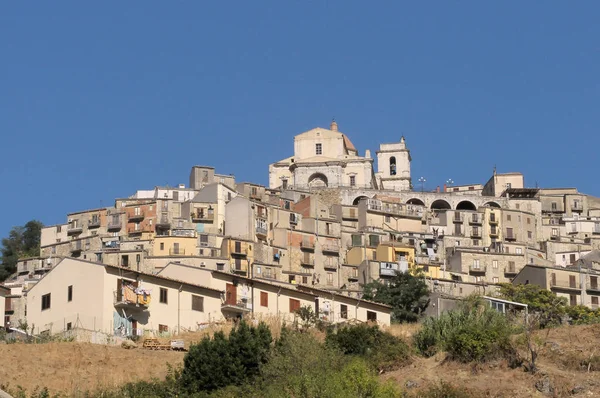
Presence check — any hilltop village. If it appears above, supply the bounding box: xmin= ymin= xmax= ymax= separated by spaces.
xmin=2 ymin=120 xmax=600 ymax=336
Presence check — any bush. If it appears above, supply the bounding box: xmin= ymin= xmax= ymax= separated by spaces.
xmin=565 ymin=305 xmax=600 ymax=325
xmin=407 ymin=382 xmax=474 ymax=398
xmin=259 ymin=329 xmax=400 ymax=397
xmin=325 ymin=323 xmax=410 ymax=371
xmin=413 ymin=297 xmax=516 ymax=363
xmin=179 ymin=321 xmax=272 ymax=393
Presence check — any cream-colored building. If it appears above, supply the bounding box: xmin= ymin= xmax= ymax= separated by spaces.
xmin=375 ymin=137 xmax=411 ymax=191
xmin=269 ymin=121 xmax=377 ymax=190
xmin=23 ymin=258 xmax=225 ymax=336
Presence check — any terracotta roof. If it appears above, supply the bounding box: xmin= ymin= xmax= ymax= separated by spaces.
xmin=342 ymin=134 xmax=357 ymax=152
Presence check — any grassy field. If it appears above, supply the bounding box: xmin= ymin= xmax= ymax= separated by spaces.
xmin=1 ymin=322 xmax=599 ymax=397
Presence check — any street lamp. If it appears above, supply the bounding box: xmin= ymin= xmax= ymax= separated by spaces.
xmin=446 ymin=179 xmax=454 ymax=186
xmin=418 ymin=177 xmax=426 ymax=192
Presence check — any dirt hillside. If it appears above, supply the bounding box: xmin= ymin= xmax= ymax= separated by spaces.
xmin=0 ymin=324 xmax=598 ymax=397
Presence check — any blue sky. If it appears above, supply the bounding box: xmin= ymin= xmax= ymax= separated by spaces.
xmin=1 ymin=2 xmax=599 ymax=237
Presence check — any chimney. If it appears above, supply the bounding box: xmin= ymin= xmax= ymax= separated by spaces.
xmin=365 ymin=149 xmax=371 ymax=158
xmin=443 ymin=184 xmax=447 ymax=192
xmin=436 ymin=186 xmax=440 ymax=193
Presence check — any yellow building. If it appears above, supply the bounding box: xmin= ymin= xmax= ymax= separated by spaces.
xmin=153 ymin=235 xmax=198 ymax=257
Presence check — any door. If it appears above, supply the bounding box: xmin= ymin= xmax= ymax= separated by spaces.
xmin=569 ymin=275 xmax=576 ymax=288
xmin=226 ymin=283 xmax=237 ymax=305
xmin=591 ymin=276 xmax=598 ymax=290
xmin=235 ymin=241 xmax=242 ymax=253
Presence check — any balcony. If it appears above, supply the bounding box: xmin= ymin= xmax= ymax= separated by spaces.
xmin=469 ymin=215 xmax=483 ymax=225
xmin=366 ymin=200 xmax=424 ymax=219
xmin=169 ymin=248 xmax=186 ymax=256
xmin=70 ymin=242 xmax=83 ymax=253
xmin=301 ymin=258 xmax=315 ymax=267
xmin=342 ymin=208 xmax=359 ymax=220
xmin=550 ymin=280 xmax=580 ymax=291
xmin=128 ymin=226 xmax=151 ymax=235
xmin=593 ymin=228 xmax=600 ymax=235
xmin=489 ymin=217 xmax=499 ymax=225
xmin=489 ymin=229 xmax=499 ymax=237
xmin=470 ymin=230 xmax=482 ymax=238
xmin=504 ymin=267 xmax=518 ymax=276
xmin=469 ymin=265 xmax=487 ymax=274
xmin=107 ymin=219 xmax=122 ymax=231
xmin=571 ymin=203 xmax=583 ymax=212
xmin=114 ymin=289 xmax=150 ymax=310
xmin=300 ymin=241 xmax=315 ymax=251
xmin=586 ymin=278 xmax=600 ymax=292
xmin=192 ymin=212 xmax=214 ymax=222
xmin=128 ymin=211 xmax=145 ymax=222
xmin=256 ymin=226 xmax=268 ymax=237
xmin=67 ymin=225 xmax=83 ymax=235
xmin=221 ymin=299 xmax=252 ymax=313
xmin=321 ymin=243 xmax=340 ymax=255
xmin=324 ymin=263 xmax=338 ymax=271
xmin=156 ymin=218 xmax=171 ymax=229
xmin=88 ymin=218 xmax=101 ymax=229
xmin=453 ymin=214 xmax=463 ymax=223
xmin=231 ymin=245 xmax=248 ymax=256
xmin=504 ymin=234 xmax=517 ymax=241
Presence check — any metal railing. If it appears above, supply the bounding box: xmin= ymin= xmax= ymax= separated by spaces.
xmin=550 ymin=280 xmax=580 ymax=290
xmin=300 ymin=241 xmax=315 ymax=250
xmin=256 ymin=226 xmax=268 ymax=235
xmin=169 ymin=248 xmax=186 ymax=255
xmin=468 ymin=265 xmax=487 ymax=273
xmin=128 ymin=211 xmax=145 ymax=221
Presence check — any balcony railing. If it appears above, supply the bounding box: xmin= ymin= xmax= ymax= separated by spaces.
xmin=128 ymin=211 xmax=145 ymax=221
xmin=471 ymin=230 xmax=482 ymax=238
xmin=489 ymin=217 xmax=498 ymax=225
xmin=489 ymin=229 xmax=499 ymax=237
xmin=504 ymin=266 xmax=518 ymax=276
xmin=550 ymin=280 xmax=580 ymax=290
xmin=469 ymin=265 xmax=487 ymax=274
xmin=192 ymin=212 xmax=214 ymax=222
xmin=504 ymin=234 xmax=516 ymax=241
xmin=127 ymin=226 xmax=151 ymax=234
xmin=67 ymin=226 xmax=83 ymax=235
xmin=572 ymin=203 xmax=583 ymax=211
xmin=300 ymin=241 xmax=315 ymax=251
xmin=366 ymin=200 xmax=424 ymax=218
xmin=256 ymin=226 xmax=268 ymax=236
xmin=156 ymin=218 xmax=171 ymax=229
xmin=70 ymin=242 xmax=83 ymax=253
xmin=453 ymin=214 xmax=463 ymax=223
xmin=107 ymin=219 xmax=122 ymax=231
xmin=301 ymin=258 xmax=315 ymax=267
xmin=169 ymin=248 xmax=186 ymax=256
xmin=324 ymin=263 xmax=338 ymax=270
xmin=342 ymin=208 xmax=359 ymax=220
xmin=222 ymin=300 xmax=252 ymax=312
xmin=469 ymin=215 xmax=483 ymax=225
xmin=321 ymin=243 xmax=340 ymax=255
xmin=88 ymin=218 xmax=101 ymax=229
xmin=114 ymin=289 xmax=150 ymax=310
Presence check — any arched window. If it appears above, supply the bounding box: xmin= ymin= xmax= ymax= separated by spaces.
xmin=389 ymin=156 xmax=397 ymax=175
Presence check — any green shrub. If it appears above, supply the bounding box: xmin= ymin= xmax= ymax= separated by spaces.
xmin=259 ymin=329 xmax=400 ymax=397
xmin=565 ymin=305 xmax=600 ymax=325
xmin=179 ymin=321 xmax=272 ymax=393
xmin=413 ymin=297 xmax=516 ymax=363
xmin=408 ymin=382 xmax=474 ymax=398
xmin=325 ymin=323 xmax=410 ymax=371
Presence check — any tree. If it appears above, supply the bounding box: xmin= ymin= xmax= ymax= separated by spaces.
xmin=362 ymin=270 xmax=429 ymax=323
xmin=497 ymin=283 xmax=567 ymax=327
xmin=0 ymin=220 xmax=43 ymax=281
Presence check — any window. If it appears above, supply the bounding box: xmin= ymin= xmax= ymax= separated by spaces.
xmin=569 ymin=254 xmax=576 ymax=265
xmin=192 ymin=295 xmax=204 ymax=312
xmin=528 ymin=231 xmax=533 ymax=239
xmin=96 ymin=253 xmax=102 ymax=262
xmin=340 ymin=304 xmax=348 ymax=319
xmin=67 ymin=285 xmax=73 ymax=302
xmin=570 ymin=294 xmax=577 ymax=307
xmin=349 ymin=176 xmax=356 ymax=187
xmin=473 ymin=239 xmax=479 ymax=246
xmin=289 ymin=298 xmax=301 ymax=313
xmin=527 ymin=218 xmax=531 ymax=225
xmin=492 ymin=277 xmax=499 ymax=283
xmin=366 ymin=311 xmax=377 ymax=322
xmin=327 ymin=273 xmax=334 ymax=286
xmin=389 ymin=156 xmax=397 ymax=175
xmin=282 ymin=179 xmax=288 ymax=189
xmin=473 ymin=259 xmax=480 ymax=269
xmin=57 ymin=225 xmax=62 ymax=233
xmin=516 ymin=247 xmax=523 ymax=255
xmin=67 ymin=322 xmax=72 ymax=331
xmin=160 ymin=243 xmax=164 ymax=250
xmin=160 ymin=288 xmax=168 ymax=304
xmin=325 ymin=222 xmax=331 ymax=235
xmin=507 ymin=215 xmax=512 ymax=221
xmin=302 ymin=276 xmax=308 ymax=284
xmin=41 ymin=293 xmax=51 ymax=311
xmin=159 ymin=324 xmax=169 ymax=333
xmin=552 ymin=228 xmax=558 ymax=237
xmin=492 ymin=260 xmax=498 ymax=269
xmin=515 ymin=204 xmax=520 ymax=210
xmin=315 ymin=143 xmax=322 ymax=155
xmin=552 ymin=202 xmax=557 ymax=211
xmin=385 ymin=215 xmax=391 ymax=223
xmin=260 ymin=291 xmax=268 ymax=307
xmin=592 ymin=296 xmax=598 ymax=306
